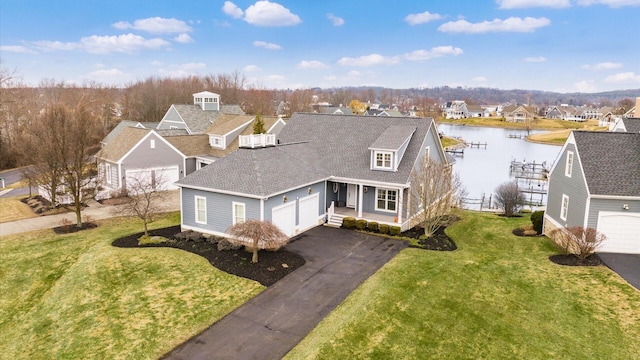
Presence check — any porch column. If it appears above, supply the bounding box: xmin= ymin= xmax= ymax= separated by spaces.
xmin=397 ymin=187 xmax=403 ymax=224
xmin=357 ymin=184 xmax=363 ymax=218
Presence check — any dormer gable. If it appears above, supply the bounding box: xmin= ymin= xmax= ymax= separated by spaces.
xmin=193 ymin=91 xmax=220 ymax=111
xmin=368 ymin=125 xmax=416 ymax=172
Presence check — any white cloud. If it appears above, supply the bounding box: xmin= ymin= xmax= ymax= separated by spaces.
xmin=327 ymin=13 xmax=345 ymax=26
xmin=174 ymin=33 xmax=194 ymax=43
xmin=337 ymin=54 xmax=401 ymax=67
xmin=243 ymin=1 xmax=302 ymax=26
xmin=347 ymin=70 xmax=361 ymax=77
xmin=150 ymin=60 xmax=163 ymax=66
xmin=473 ymin=76 xmax=488 ymax=82
xmin=112 ymin=17 xmax=192 ymax=34
xmin=581 ymin=62 xmax=623 ymax=70
xmin=574 ymin=80 xmax=597 ymax=92
xmin=159 ymin=62 xmax=207 ymax=77
xmin=405 ymin=11 xmax=442 ymax=25
xmin=404 ymin=46 xmax=463 ymax=61
xmin=88 ymin=68 xmax=127 ymax=77
xmin=30 ymin=40 xmax=80 ymax=52
xmin=253 ymin=40 xmax=282 ymax=50
xmin=244 ymin=65 xmax=261 ymax=72
xmin=497 ymin=0 xmax=571 ymax=8
xmin=604 ymin=72 xmax=640 ymax=83
xmin=222 ymin=1 xmax=244 ymax=18
xmin=523 ymin=56 xmax=547 ymax=62
xmin=576 ymin=0 xmax=640 ymax=7
xmin=0 ymin=45 xmax=38 ymax=54
xmin=438 ymin=17 xmax=550 ymax=33
xmin=80 ymin=34 xmax=171 ymax=54
xmin=297 ymin=60 xmax=329 ymax=69
xmin=267 ymin=74 xmax=285 ymax=81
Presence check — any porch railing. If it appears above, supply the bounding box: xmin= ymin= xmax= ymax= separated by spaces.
xmin=239 ymin=134 xmax=276 ymax=148
xmin=327 ymin=201 xmax=335 ymax=221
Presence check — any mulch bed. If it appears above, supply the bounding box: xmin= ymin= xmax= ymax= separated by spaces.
xmin=549 ymin=254 xmax=602 ymax=267
xmin=112 ymin=226 xmax=305 ymax=286
xmin=401 ymin=215 xmax=459 ymax=251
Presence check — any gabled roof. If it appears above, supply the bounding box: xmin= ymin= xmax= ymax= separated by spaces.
xmin=164 ymin=134 xmax=210 ymax=157
xmin=369 ymin=125 xmax=416 ymax=151
xmin=621 ymin=118 xmax=640 ymax=133
xmin=101 ymin=120 xmax=157 ymax=145
xmin=205 ymin=114 xmax=255 ymax=135
xmin=168 ymin=104 xmax=246 ymax=134
xmin=96 ymin=127 xmax=151 ymax=162
xmin=573 ymin=131 xmax=640 ymax=197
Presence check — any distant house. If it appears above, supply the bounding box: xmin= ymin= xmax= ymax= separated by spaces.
xmin=442 ymin=101 xmax=468 ymax=119
xmin=466 ymin=105 xmax=484 ymax=117
xmin=503 ymin=105 xmax=536 ymax=123
xmin=100 ymin=120 xmax=158 ymax=147
xmin=175 ymin=113 xmax=449 ymax=238
xmin=611 ymin=117 xmax=640 ymax=133
xmin=313 ymin=105 xmax=353 ymax=115
xmin=544 ymin=130 xmax=640 ymax=254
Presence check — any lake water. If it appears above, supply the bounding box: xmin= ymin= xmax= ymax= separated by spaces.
xmin=437 ymin=123 xmax=562 ymax=210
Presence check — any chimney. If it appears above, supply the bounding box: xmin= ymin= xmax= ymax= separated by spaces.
xmin=635 ymin=97 xmax=640 ymax=118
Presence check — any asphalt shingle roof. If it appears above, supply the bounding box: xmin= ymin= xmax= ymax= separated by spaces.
xmin=369 ymin=125 xmax=416 ymax=151
xmin=573 ymin=131 xmax=640 ymax=196
xmin=622 ymin=118 xmax=640 ymax=133
xmin=177 ymin=113 xmax=436 ymax=196
xmin=96 ymin=127 xmax=150 ymax=162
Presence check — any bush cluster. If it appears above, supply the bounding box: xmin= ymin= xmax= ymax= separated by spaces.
xmin=341 ymin=218 xmax=403 ymax=237
xmin=531 ymin=210 xmax=544 ymax=234
xmin=379 ymin=224 xmax=389 ymax=234
xmin=342 ymin=217 xmax=356 ymax=229
xmin=355 ymin=219 xmax=367 ymax=230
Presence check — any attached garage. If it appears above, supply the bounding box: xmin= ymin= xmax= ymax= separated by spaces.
xmin=597 ymin=212 xmax=640 ymax=254
xmin=272 ymin=201 xmax=296 ymax=237
xmin=298 ymin=193 xmax=320 ymax=232
xmin=125 ymin=166 xmax=179 ymax=193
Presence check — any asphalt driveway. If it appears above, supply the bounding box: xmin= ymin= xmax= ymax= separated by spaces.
xmin=598 ymin=253 xmax=640 ymax=291
xmin=163 ymin=226 xmax=408 ymax=360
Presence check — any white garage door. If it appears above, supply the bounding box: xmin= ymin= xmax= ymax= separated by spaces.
xmin=597 ymin=212 xmax=640 ymax=254
xmin=126 ymin=166 xmax=179 ymax=193
xmin=272 ymin=202 xmax=296 ymax=237
xmin=299 ymin=193 xmax=320 ymax=232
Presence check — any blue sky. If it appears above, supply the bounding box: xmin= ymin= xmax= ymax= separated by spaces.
xmin=1 ymin=0 xmax=639 ymax=92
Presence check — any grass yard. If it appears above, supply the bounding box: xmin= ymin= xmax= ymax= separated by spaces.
xmin=285 ymin=211 xmax=640 ymax=359
xmin=0 ymin=196 xmax=38 ymax=223
xmin=0 ymin=212 xmax=264 ymax=360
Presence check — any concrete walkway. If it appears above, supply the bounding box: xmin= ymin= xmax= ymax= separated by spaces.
xmin=0 ymin=191 xmax=180 ymax=237
xmin=163 ymin=226 xmax=408 ymax=360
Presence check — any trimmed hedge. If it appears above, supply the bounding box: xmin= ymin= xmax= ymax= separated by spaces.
xmin=379 ymin=224 xmax=390 ymax=234
xmin=355 ymin=219 xmax=367 ymax=231
xmin=342 ymin=217 xmax=356 ymax=229
xmin=389 ymin=226 xmax=401 ymax=236
xmin=367 ymin=221 xmax=379 ymax=232
xmin=531 ymin=210 xmax=544 ymax=234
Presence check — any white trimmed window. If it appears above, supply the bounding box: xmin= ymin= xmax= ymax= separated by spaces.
xmin=195 ymin=196 xmax=207 ymax=224
xmin=233 ymin=202 xmax=245 ymax=225
xmin=565 ymin=151 xmax=574 ymax=177
xmin=560 ymin=194 xmax=569 ymax=221
xmin=105 ymin=163 xmax=112 ymax=184
xmin=209 ymin=135 xmax=224 ymax=148
xmin=150 ymin=139 xmax=155 ymax=149
xmin=374 ymin=151 xmax=392 ymax=170
xmin=376 ymin=188 xmax=397 ymax=212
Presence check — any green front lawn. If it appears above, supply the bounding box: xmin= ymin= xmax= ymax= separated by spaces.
xmin=0 ymin=213 xmax=264 ymax=359
xmin=285 ymin=211 xmax=640 ymax=359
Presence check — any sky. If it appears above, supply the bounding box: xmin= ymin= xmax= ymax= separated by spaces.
xmin=1 ymin=0 xmax=640 ymax=93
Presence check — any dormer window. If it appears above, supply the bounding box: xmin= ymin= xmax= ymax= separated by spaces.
xmin=374 ymin=151 xmax=392 ymax=170
xmin=209 ymin=135 xmax=224 ymax=149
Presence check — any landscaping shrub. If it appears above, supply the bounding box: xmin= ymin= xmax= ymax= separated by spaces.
xmin=550 ymin=226 xmax=606 ymax=261
xmin=355 ymin=219 xmax=367 ymax=231
xmin=523 ymin=229 xmax=538 ymax=236
xmin=531 ymin=210 xmax=544 ymax=234
xmin=379 ymin=224 xmax=390 ymax=234
xmin=367 ymin=221 xmax=379 ymax=232
xmin=389 ymin=226 xmax=401 ymax=236
xmin=342 ymin=217 xmax=356 ymax=229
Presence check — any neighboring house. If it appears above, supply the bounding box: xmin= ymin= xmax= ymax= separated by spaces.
xmin=504 ymin=105 xmax=536 ymax=123
xmin=611 ymin=117 xmax=640 ymax=133
xmin=101 ymin=120 xmax=158 ymax=147
xmin=176 ymin=113 xmax=449 ymax=238
xmin=467 ymin=105 xmax=484 ymax=118
xmin=313 ymin=105 xmax=354 ymax=115
xmin=442 ymin=101 xmax=468 ymax=119
xmin=543 ymin=130 xmax=640 ymax=254
xmin=156 ymin=91 xmax=244 ymax=134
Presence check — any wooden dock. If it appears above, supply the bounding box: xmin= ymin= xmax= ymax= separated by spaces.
xmin=508 ymin=134 xmax=525 ymax=139
xmin=445 ymin=142 xmax=466 ymax=155
xmin=465 ymin=141 xmax=487 ymax=149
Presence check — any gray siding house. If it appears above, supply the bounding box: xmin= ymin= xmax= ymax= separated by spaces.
xmin=544 ymin=130 xmax=640 ymax=254
xmin=176 ymin=113 xmax=449 ymax=238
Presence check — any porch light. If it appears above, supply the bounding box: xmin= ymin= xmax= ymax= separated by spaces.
xmin=364 ymin=187 xmax=368 ymax=193
xmin=283 ymin=196 xmax=288 ymax=203
xmin=308 ymin=188 xmax=313 ymax=194
xmin=623 ymin=204 xmax=629 ymax=210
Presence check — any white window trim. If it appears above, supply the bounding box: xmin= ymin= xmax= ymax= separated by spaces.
xmin=565 ymin=151 xmax=574 ymax=177
xmin=560 ymin=194 xmax=569 ymax=221
xmin=425 ymin=146 xmax=430 ymax=160
xmin=150 ymin=139 xmax=155 ymax=149
xmin=233 ymin=201 xmax=246 ymax=225
xmin=375 ymin=188 xmax=398 ymax=213
xmin=209 ymin=135 xmax=224 ymax=148
xmin=169 ymin=126 xmax=179 ymax=130
xmin=195 ymin=196 xmax=207 ymax=224
xmin=105 ymin=163 xmax=112 ymax=184
xmin=373 ymin=150 xmax=393 ymax=170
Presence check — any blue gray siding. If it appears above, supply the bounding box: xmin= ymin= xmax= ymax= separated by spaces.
xmin=157 ymin=107 xmax=186 ymax=130
xmin=546 ymin=143 xmax=589 ymax=227
xmin=588 ymin=198 xmax=640 ymax=228
xmin=181 ymin=187 xmax=260 ymax=234
xmin=223 ymin=121 xmax=251 ymax=146
xmin=121 ymin=133 xmax=185 ymax=176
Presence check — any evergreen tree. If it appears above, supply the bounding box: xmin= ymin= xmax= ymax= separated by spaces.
xmin=253 ymin=113 xmax=266 ymax=134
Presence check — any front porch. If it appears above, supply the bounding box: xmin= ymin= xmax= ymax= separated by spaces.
xmin=326 ymin=201 xmax=411 ymax=231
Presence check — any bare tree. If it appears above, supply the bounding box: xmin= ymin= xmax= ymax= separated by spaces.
xmin=550 ymin=226 xmax=606 ymax=262
xmin=410 ymin=156 xmax=465 ymax=237
xmin=227 ymin=220 xmax=290 ymax=263
xmin=116 ymin=169 xmax=168 ymax=236
xmin=494 ymin=181 xmax=525 ymax=217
